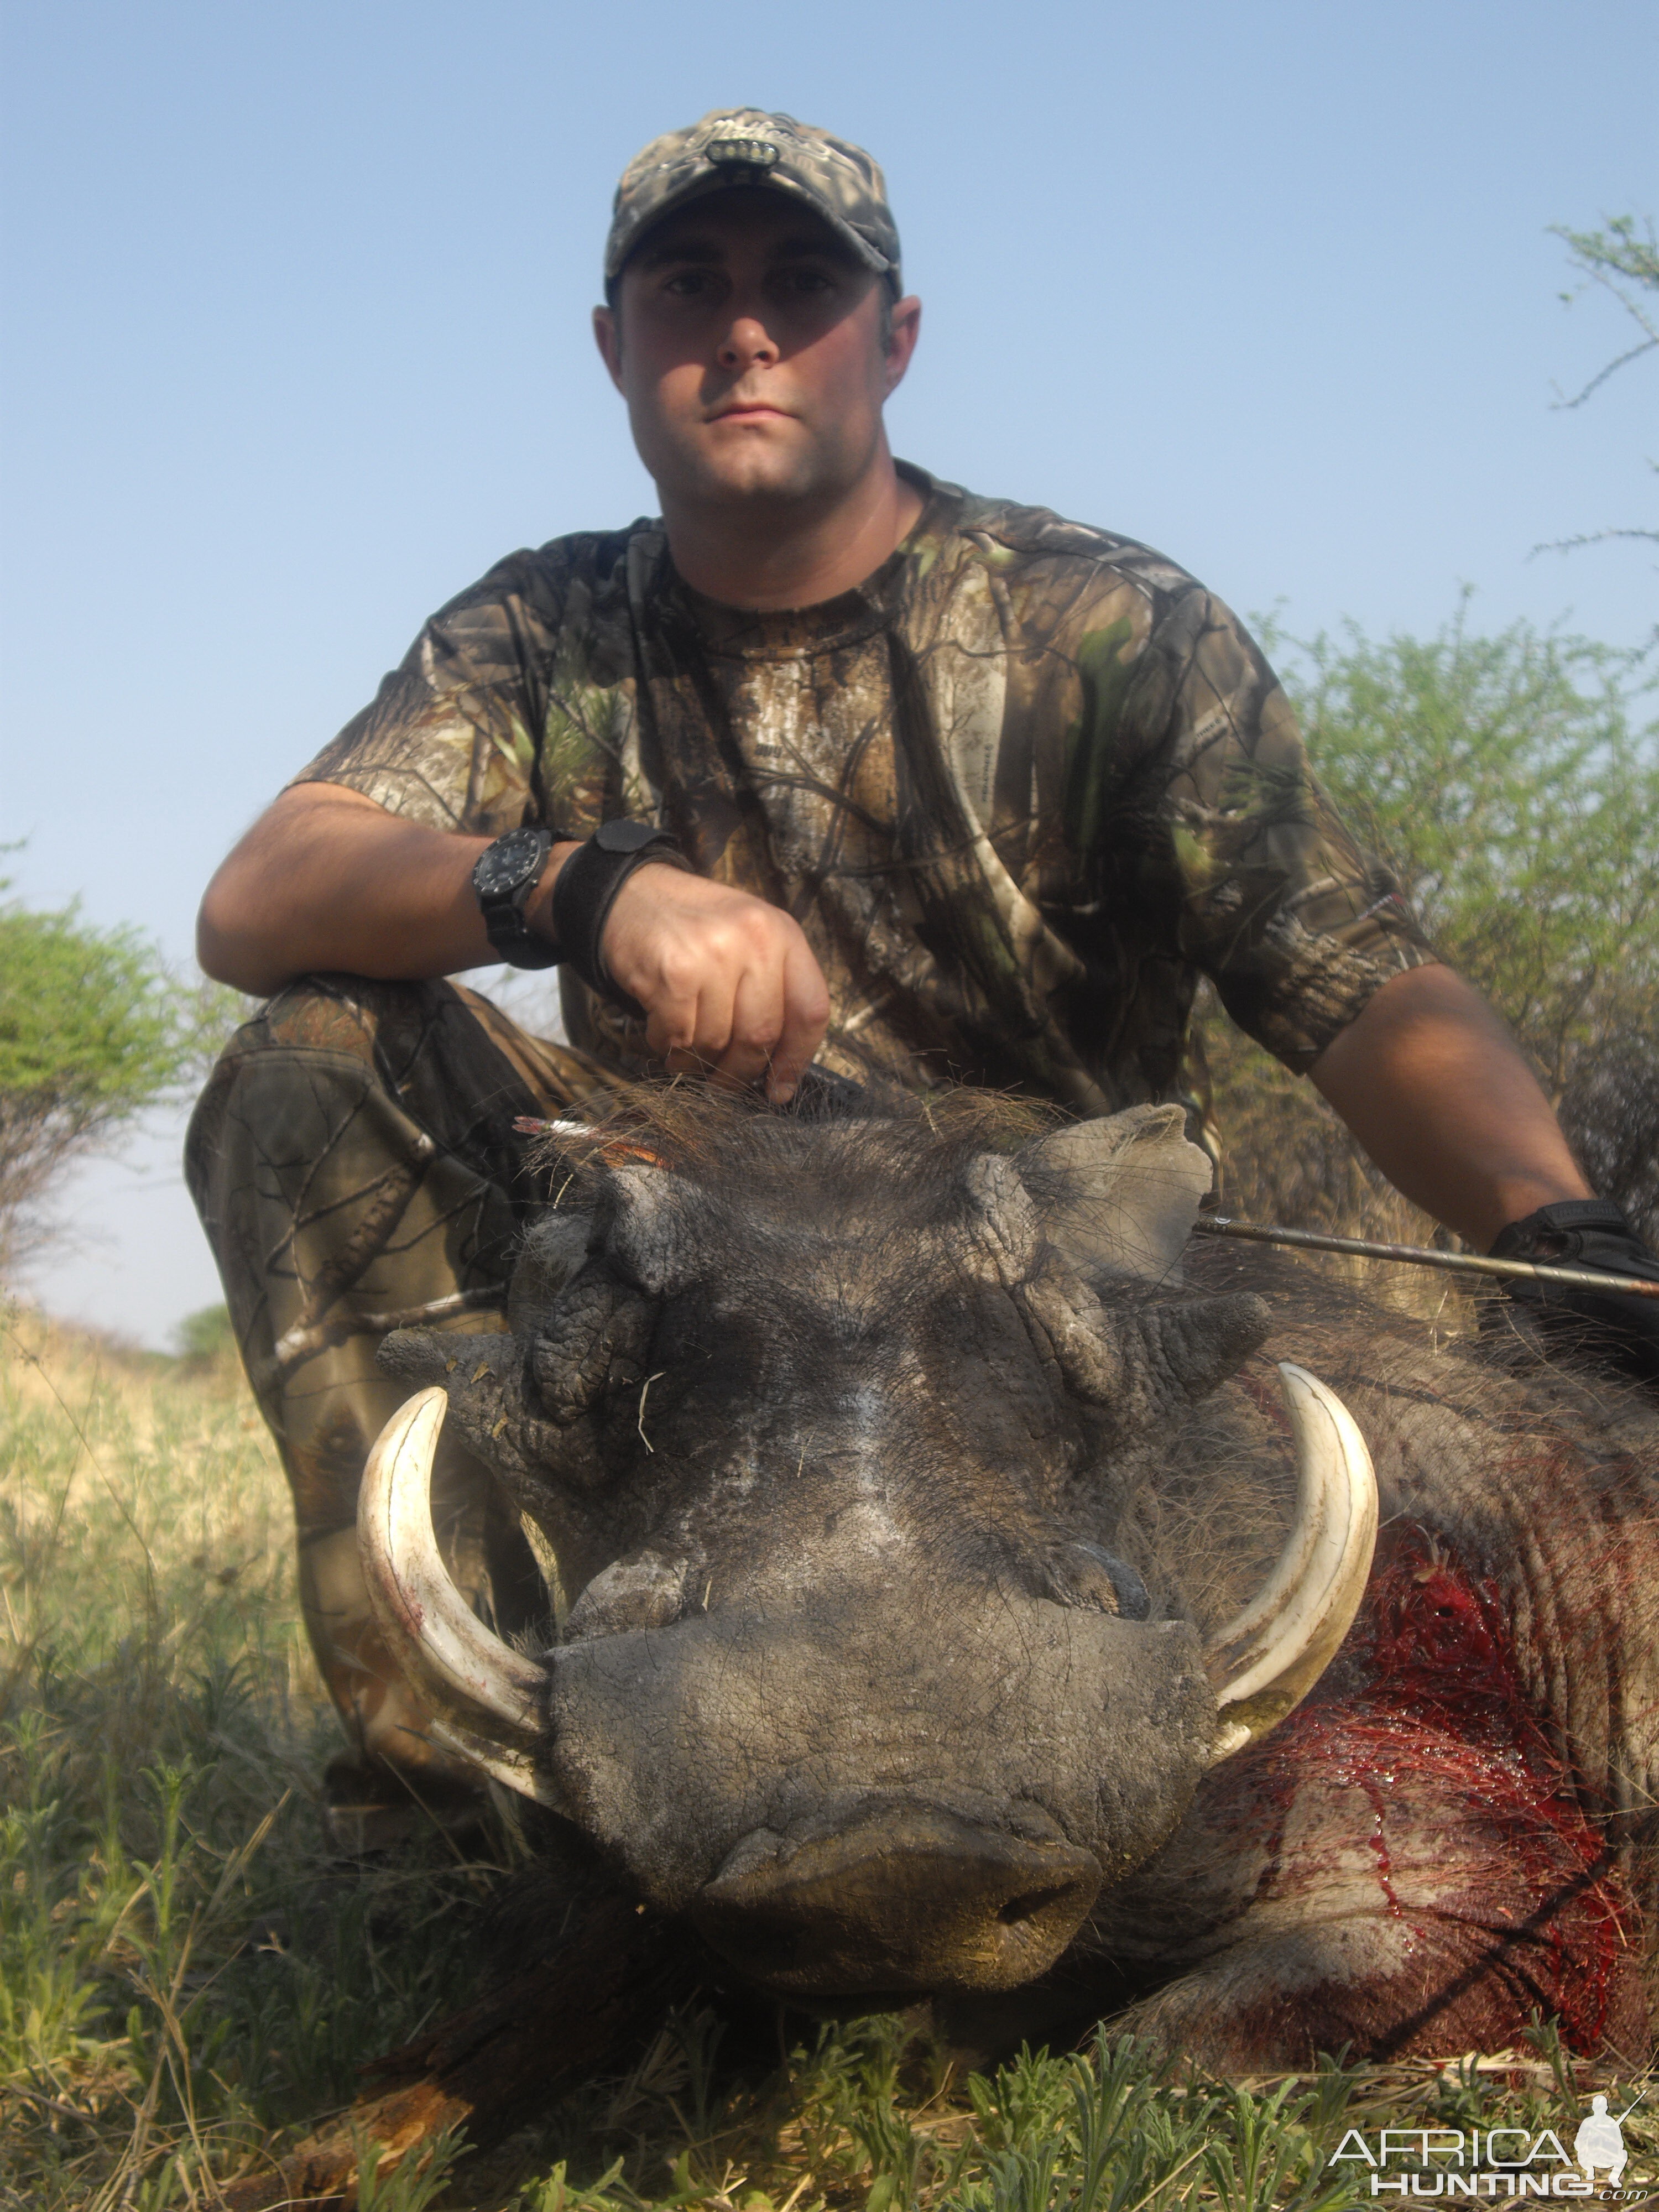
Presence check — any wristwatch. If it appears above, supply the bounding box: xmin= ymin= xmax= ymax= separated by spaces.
xmin=471 ymin=825 xmax=561 ymax=969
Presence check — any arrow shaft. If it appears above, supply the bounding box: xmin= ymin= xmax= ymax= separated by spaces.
xmin=1192 ymin=1217 xmax=1659 ymax=1300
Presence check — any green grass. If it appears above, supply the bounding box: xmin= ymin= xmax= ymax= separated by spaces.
xmin=2 ymin=1303 xmax=1653 ymax=2210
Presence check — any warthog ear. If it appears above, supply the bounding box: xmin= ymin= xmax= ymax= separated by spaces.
xmin=1019 ymin=1105 xmax=1213 ymax=1286
xmin=520 ymin=1123 xmax=686 ymax=1296
xmin=604 ymin=1162 xmax=692 ymax=1297
xmin=1022 ymin=1273 xmax=1271 ymax=1442
xmin=507 ymin=1211 xmax=594 ymax=1339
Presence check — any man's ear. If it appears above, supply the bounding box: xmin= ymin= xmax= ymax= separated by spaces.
xmin=883 ymin=295 xmax=921 ymax=399
xmin=593 ymin=304 xmax=624 ymax=392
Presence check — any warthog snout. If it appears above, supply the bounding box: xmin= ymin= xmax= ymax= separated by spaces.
xmin=692 ymin=1802 xmax=1102 ymax=1995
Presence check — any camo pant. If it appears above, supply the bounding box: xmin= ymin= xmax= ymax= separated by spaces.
xmin=185 ymin=975 xmax=613 ymax=1823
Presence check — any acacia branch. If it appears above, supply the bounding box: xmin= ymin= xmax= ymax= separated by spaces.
xmin=1552 ymin=331 xmax=1658 ymax=412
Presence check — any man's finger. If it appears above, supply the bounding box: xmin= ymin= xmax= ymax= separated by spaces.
xmin=659 ymin=968 xmax=742 ymax=1084
xmin=768 ymin=935 xmax=832 ymax=1104
xmin=640 ymin=949 xmax=703 ymax=1065
xmin=708 ymin=963 xmax=787 ymax=1089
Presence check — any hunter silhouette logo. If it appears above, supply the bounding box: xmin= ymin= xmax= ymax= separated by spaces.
xmin=1328 ymin=2089 xmax=1647 ymax=2198
xmin=1573 ymin=2097 xmax=1636 ymax=2190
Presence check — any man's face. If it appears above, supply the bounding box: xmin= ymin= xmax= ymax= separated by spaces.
xmin=594 ymin=189 xmax=920 ymax=516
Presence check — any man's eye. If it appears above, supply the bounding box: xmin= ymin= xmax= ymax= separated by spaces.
xmin=664 ymin=270 xmax=717 ymax=297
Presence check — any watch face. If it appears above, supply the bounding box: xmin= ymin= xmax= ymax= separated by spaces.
xmin=474 ymin=827 xmax=549 ymax=899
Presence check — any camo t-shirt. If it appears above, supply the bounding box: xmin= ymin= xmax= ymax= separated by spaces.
xmin=296 ymin=465 xmax=1434 ymax=1111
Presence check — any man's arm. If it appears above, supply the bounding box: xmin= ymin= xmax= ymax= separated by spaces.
xmin=197 ymin=784 xmax=514 ymax=991
xmin=196 ymin=784 xmax=831 ymax=1102
xmin=1110 ymin=593 xmax=1589 ymax=1250
xmin=1308 ymin=963 xmax=1590 ymax=1249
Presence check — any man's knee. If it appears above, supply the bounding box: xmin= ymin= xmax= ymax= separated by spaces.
xmin=190 ymin=973 xmax=451 ymax=1129
xmin=260 ymin=971 xmax=455 ymax=1057
xmin=186 ymin=974 xmax=450 ymax=1201
xmin=184 ymin=969 xmax=527 ymax=1445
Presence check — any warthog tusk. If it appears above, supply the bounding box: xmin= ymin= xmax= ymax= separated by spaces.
xmin=1205 ymin=1363 xmax=1378 ymax=1760
xmin=358 ymin=1389 xmax=549 ymax=1767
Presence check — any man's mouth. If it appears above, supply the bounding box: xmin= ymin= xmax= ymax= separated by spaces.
xmin=709 ymin=401 xmax=792 ymax=422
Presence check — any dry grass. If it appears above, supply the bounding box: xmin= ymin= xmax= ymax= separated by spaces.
xmin=2 ymin=1302 xmax=1653 ymax=2210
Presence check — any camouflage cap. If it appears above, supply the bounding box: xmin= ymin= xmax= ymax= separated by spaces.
xmin=605 ymin=108 xmax=901 ymax=293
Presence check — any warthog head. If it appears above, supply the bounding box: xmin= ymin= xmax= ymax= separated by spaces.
xmin=367 ymin=1095 xmax=1374 ymax=1999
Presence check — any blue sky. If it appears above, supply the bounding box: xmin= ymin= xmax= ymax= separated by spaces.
xmin=2 ymin=0 xmax=1654 ymax=1344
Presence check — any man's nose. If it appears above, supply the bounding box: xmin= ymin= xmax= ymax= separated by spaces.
xmin=717 ymin=316 xmax=779 ymax=373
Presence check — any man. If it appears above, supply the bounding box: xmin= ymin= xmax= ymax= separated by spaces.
xmin=190 ymin=109 xmax=1658 ymax=1840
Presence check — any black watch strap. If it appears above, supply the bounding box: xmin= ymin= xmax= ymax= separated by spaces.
xmin=552 ymin=819 xmax=688 ymax=1014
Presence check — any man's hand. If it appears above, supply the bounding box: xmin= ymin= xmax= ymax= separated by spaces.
xmin=1487 ymin=1201 xmax=1659 ymax=1387
xmin=1310 ymin=967 xmax=1659 ymax=1383
xmin=599 ymin=863 xmax=830 ymax=1104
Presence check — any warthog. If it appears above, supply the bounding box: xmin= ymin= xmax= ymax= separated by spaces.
xmin=359 ymin=1087 xmax=1657 ymax=2080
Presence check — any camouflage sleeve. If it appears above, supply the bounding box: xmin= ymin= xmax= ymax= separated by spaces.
xmin=1113 ymin=588 xmax=1437 ymax=1072
xmin=290 ymin=552 xmax=560 ymax=836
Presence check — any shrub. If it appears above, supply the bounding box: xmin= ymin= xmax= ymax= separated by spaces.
xmin=0 ymin=897 xmax=249 ymax=1275
xmin=1198 ymin=608 xmax=1659 ymax=1245
xmin=172 ymin=1301 xmax=237 ymax=1369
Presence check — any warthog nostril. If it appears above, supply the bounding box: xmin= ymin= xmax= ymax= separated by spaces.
xmin=997 ymin=1885 xmax=1076 ymax=1926
xmin=692 ymin=1804 xmax=1101 ymax=1997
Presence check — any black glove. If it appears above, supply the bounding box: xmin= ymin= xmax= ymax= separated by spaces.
xmin=1488 ymin=1198 xmax=1659 ymax=1387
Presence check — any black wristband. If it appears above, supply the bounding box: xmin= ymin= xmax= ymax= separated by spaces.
xmin=551 ymin=820 xmax=688 ymax=1014
xmin=1484 ymin=1196 xmax=1659 ymax=1386
xmin=1489 ymin=1199 xmax=1634 ymax=1260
